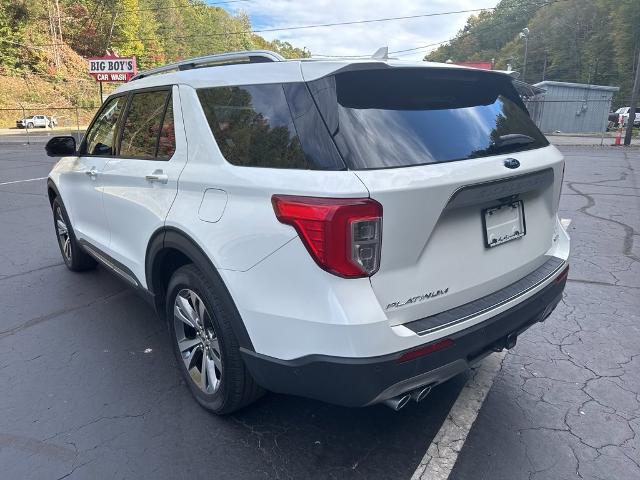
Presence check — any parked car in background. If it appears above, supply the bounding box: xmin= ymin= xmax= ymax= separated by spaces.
xmin=16 ymin=114 xmax=57 ymax=129
xmin=608 ymin=107 xmax=640 ymax=130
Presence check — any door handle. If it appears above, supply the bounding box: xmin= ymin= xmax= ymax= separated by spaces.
xmin=85 ymin=167 xmax=98 ymax=178
xmin=145 ymin=169 xmax=168 ymax=184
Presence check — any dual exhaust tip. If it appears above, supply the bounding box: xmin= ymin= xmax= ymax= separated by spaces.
xmin=382 ymin=385 xmax=433 ymax=411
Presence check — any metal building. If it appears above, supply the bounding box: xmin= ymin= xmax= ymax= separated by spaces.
xmin=525 ymin=81 xmax=619 ymax=134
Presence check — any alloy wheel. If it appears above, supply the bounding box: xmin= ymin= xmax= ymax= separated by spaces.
xmin=173 ymin=288 xmax=223 ymax=394
xmin=55 ymin=207 xmax=72 ymax=262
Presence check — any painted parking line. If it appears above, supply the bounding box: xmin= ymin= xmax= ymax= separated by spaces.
xmin=411 ymin=351 xmax=506 ymax=480
xmin=0 ymin=177 xmax=47 ymax=186
xmin=560 ymin=218 xmax=572 ymax=229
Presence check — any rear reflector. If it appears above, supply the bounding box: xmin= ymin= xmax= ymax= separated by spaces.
xmin=397 ymin=339 xmax=454 ymax=363
xmin=555 ymin=265 xmax=569 ymax=283
xmin=272 ymin=195 xmax=382 ymax=278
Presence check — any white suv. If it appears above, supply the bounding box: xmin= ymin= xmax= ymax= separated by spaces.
xmin=45 ymin=50 xmax=570 ymax=413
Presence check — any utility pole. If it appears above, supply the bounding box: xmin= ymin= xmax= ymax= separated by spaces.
xmin=624 ymin=49 xmax=640 ymax=146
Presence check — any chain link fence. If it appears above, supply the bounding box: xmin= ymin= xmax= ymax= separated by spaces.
xmin=0 ymin=98 xmax=633 ymax=147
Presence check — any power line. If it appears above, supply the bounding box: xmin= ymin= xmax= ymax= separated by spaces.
xmin=6 ymin=0 xmax=569 ymax=64
xmin=22 ymin=5 xmax=503 ymax=48
xmin=313 ymin=0 xmax=566 ymax=58
xmin=391 ymin=0 xmax=569 ymax=56
xmin=317 ymin=0 xmax=569 ymax=59
xmin=133 ymin=7 xmax=499 ymax=40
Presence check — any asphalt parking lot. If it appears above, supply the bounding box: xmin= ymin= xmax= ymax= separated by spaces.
xmin=1 ymin=133 xmax=639 ymax=479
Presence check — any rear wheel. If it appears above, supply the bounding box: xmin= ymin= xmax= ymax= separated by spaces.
xmin=167 ymin=264 xmax=264 ymax=414
xmin=52 ymin=197 xmax=96 ymax=271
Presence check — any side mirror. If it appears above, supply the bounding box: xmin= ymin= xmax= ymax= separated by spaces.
xmin=45 ymin=136 xmax=76 ymax=157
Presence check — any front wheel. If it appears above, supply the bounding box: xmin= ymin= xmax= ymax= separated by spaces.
xmin=27 ymin=122 xmax=34 ymax=129
xmin=166 ymin=264 xmax=264 ymax=414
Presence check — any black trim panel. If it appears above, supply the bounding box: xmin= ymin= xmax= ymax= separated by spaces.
xmin=241 ymin=268 xmax=567 ymax=407
xmin=446 ymin=168 xmax=554 ymax=210
xmin=78 ymin=239 xmax=141 ymax=287
xmin=77 ymin=239 xmax=156 ymax=308
xmin=405 ymin=256 xmax=565 ymax=336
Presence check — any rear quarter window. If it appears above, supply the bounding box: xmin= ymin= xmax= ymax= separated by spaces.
xmin=198 ymin=85 xmax=309 ymax=169
xmin=197 ymin=84 xmax=343 ymax=170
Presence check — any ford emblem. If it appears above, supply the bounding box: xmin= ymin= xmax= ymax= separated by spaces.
xmin=504 ymin=158 xmax=520 ymax=169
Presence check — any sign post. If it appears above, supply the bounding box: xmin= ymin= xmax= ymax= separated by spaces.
xmin=87 ymin=56 xmax=137 ymax=103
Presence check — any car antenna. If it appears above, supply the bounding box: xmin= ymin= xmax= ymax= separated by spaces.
xmin=371 ymin=46 xmax=389 ymax=60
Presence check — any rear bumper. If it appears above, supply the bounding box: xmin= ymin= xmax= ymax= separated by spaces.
xmin=241 ymin=263 xmax=568 ymax=407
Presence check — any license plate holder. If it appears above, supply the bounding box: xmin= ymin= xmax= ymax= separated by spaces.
xmin=483 ymin=200 xmax=526 ymax=248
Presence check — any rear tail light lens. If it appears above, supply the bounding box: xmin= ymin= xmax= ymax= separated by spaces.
xmin=272 ymin=195 xmax=382 ymax=278
xmin=555 ymin=265 xmax=569 ymax=283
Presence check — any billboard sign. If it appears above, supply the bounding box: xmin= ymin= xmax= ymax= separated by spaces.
xmin=88 ymin=56 xmax=137 ymax=82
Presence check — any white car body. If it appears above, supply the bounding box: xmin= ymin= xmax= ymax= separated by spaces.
xmin=47 ymin=51 xmax=570 ymax=409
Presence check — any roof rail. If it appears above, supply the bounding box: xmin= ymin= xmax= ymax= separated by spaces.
xmin=130 ymin=50 xmax=285 ymax=81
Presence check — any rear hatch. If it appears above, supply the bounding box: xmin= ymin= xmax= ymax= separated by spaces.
xmin=307 ymin=66 xmax=564 ymax=325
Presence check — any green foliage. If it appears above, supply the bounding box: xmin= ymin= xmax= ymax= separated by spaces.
xmin=0 ymin=1 xmax=30 ymax=71
xmin=426 ymin=0 xmax=640 ymax=105
xmin=0 ymin=0 xmax=308 ymax=76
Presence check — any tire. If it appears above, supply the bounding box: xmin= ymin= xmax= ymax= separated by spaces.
xmin=27 ymin=122 xmax=34 ymax=129
xmin=52 ymin=197 xmax=97 ymax=271
xmin=166 ymin=264 xmax=264 ymax=414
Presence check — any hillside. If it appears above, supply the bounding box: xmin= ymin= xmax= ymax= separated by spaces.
xmin=426 ymin=0 xmax=640 ymax=105
xmin=0 ymin=0 xmax=308 ymax=124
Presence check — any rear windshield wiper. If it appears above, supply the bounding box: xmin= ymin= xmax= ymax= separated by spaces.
xmin=491 ymin=134 xmax=535 ymax=149
xmin=469 ymin=133 xmax=537 ymax=158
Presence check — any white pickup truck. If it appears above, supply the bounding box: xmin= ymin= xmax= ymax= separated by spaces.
xmin=609 ymin=107 xmax=640 ymax=129
xmin=16 ymin=115 xmax=57 ymax=129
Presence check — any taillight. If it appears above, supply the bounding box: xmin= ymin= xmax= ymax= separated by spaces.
xmin=272 ymin=195 xmax=382 ymax=278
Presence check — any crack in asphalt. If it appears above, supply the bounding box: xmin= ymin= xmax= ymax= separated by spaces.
xmin=0 ymin=261 xmax=64 ymax=281
xmin=0 ymin=289 xmax=127 ymax=339
xmin=452 ymin=149 xmax=640 ymax=479
xmin=567 ymin=278 xmax=640 ymax=290
xmin=565 ymin=181 xmax=639 ymax=264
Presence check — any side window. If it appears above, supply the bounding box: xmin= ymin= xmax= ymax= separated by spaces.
xmin=84 ymin=96 xmax=126 ymax=156
xmin=157 ymin=99 xmax=176 ymax=159
xmin=119 ymin=90 xmax=171 ymax=159
xmin=197 ymin=84 xmax=310 ymax=169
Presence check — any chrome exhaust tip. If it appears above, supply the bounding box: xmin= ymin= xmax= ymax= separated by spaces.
xmin=411 ymin=385 xmax=432 ymax=403
xmin=382 ymin=393 xmax=411 ymax=411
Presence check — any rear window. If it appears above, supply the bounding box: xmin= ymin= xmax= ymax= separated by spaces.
xmin=308 ymin=68 xmax=549 ymax=170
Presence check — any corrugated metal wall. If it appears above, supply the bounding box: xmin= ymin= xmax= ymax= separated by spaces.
xmin=526 ymin=82 xmax=618 ymax=134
